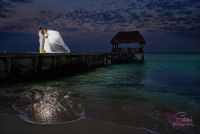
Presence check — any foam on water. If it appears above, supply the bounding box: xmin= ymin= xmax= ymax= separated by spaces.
xmin=1 ymin=87 xmax=85 ymax=124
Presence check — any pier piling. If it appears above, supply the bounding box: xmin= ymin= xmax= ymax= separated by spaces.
xmin=0 ymin=52 xmax=144 ymax=81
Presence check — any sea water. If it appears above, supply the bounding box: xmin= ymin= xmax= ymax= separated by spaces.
xmin=0 ymin=53 xmax=200 ymax=134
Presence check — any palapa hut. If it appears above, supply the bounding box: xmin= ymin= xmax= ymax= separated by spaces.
xmin=111 ymin=31 xmax=145 ymax=54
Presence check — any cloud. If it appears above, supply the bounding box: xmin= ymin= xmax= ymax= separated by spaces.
xmin=0 ymin=0 xmax=13 ymax=18
xmin=35 ymin=1 xmax=200 ymax=34
xmin=0 ymin=0 xmax=200 ymax=35
xmin=0 ymin=0 xmax=200 ymax=52
xmin=0 ymin=0 xmax=34 ymax=18
xmin=9 ymin=0 xmax=33 ymax=3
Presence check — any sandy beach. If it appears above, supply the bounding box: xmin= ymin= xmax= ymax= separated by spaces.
xmin=0 ymin=114 xmax=148 ymax=134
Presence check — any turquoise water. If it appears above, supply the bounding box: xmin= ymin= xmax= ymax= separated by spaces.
xmin=0 ymin=53 xmax=200 ymax=134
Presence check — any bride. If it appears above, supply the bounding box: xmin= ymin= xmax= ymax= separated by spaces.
xmin=40 ymin=28 xmax=71 ymax=53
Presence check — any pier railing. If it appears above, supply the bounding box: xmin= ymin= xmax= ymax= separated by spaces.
xmin=0 ymin=52 xmax=143 ymax=80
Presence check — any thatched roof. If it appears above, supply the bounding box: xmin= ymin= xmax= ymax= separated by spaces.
xmin=111 ymin=31 xmax=145 ymax=45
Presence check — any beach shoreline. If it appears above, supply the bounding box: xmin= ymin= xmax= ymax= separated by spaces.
xmin=0 ymin=114 xmax=148 ymax=134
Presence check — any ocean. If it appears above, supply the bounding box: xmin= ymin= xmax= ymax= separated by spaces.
xmin=0 ymin=53 xmax=200 ymax=134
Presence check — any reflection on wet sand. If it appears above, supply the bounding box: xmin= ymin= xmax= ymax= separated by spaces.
xmin=13 ymin=87 xmax=84 ymax=124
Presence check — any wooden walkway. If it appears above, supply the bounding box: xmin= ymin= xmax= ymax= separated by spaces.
xmin=0 ymin=52 xmax=143 ymax=80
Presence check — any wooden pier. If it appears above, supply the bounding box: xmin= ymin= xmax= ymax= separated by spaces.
xmin=0 ymin=52 xmax=143 ymax=81
xmin=0 ymin=31 xmax=146 ymax=81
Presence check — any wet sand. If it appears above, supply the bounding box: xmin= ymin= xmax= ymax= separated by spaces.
xmin=0 ymin=114 xmax=148 ymax=134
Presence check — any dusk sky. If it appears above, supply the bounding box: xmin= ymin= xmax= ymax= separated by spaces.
xmin=0 ymin=0 xmax=200 ymax=52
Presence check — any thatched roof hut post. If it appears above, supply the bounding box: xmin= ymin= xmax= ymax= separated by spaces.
xmin=111 ymin=31 xmax=145 ymax=55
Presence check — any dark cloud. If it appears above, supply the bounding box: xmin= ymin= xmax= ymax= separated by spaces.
xmin=0 ymin=0 xmax=200 ymax=52
xmin=9 ymin=0 xmax=33 ymax=3
xmin=0 ymin=0 xmax=13 ymax=18
xmin=37 ymin=1 xmax=199 ymax=34
xmin=0 ymin=0 xmax=200 ymax=35
xmin=0 ymin=0 xmax=34 ymax=18
xmin=145 ymin=0 xmax=199 ymax=10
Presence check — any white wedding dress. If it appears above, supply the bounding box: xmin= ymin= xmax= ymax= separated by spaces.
xmin=44 ymin=30 xmax=71 ymax=53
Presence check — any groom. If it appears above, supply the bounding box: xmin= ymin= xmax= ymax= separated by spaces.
xmin=38 ymin=27 xmax=45 ymax=53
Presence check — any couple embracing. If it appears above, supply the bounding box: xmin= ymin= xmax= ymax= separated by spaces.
xmin=39 ymin=28 xmax=71 ymax=53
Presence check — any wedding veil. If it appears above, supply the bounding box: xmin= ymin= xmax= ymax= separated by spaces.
xmin=47 ymin=30 xmax=71 ymax=53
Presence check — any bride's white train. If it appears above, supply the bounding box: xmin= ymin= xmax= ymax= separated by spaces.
xmin=40 ymin=29 xmax=71 ymax=53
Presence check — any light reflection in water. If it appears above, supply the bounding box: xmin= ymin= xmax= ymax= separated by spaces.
xmin=13 ymin=87 xmax=84 ymax=124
